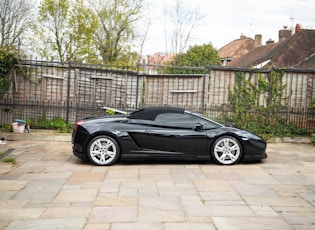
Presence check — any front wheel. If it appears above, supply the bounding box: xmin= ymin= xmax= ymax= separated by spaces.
xmin=87 ymin=135 xmax=120 ymax=166
xmin=211 ymin=136 xmax=242 ymax=165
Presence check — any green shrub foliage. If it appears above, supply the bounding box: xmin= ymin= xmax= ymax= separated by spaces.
xmin=220 ymin=70 xmax=311 ymax=139
xmin=0 ymin=49 xmax=17 ymax=100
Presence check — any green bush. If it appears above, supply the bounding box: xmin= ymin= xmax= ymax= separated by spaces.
xmin=33 ymin=116 xmax=72 ymax=133
xmin=0 ymin=124 xmax=13 ymax=132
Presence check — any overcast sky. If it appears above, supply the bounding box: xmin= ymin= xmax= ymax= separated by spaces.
xmin=141 ymin=0 xmax=315 ymax=55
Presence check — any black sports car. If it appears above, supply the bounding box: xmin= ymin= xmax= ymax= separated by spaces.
xmin=72 ymin=107 xmax=267 ymax=166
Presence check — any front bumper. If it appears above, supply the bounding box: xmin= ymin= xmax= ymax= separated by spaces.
xmin=242 ymin=138 xmax=267 ymax=162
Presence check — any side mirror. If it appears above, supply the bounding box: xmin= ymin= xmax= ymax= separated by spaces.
xmin=223 ymin=122 xmax=232 ymax=127
xmin=194 ymin=122 xmax=204 ymax=131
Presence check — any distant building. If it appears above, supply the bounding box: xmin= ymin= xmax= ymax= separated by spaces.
xmin=218 ymin=34 xmax=262 ymax=66
xmin=143 ymin=52 xmax=175 ymax=74
xmin=227 ymin=24 xmax=315 ymax=69
xmin=146 ymin=52 xmax=175 ymax=66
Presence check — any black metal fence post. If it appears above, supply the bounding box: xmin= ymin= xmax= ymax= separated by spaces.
xmin=136 ymin=65 xmax=140 ymax=110
xmin=268 ymin=69 xmax=273 ymax=125
xmin=202 ymin=65 xmax=207 ymax=113
xmin=66 ymin=62 xmax=71 ymax=123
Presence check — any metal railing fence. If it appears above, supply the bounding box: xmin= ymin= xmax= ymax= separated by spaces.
xmin=0 ymin=59 xmax=314 ymax=130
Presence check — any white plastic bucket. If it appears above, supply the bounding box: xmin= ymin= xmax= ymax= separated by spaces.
xmin=12 ymin=122 xmax=25 ymax=134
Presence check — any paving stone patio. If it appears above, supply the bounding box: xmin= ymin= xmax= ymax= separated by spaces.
xmin=0 ymin=137 xmax=315 ymax=229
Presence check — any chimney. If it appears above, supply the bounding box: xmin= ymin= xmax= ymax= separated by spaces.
xmin=254 ymin=34 xmax=262 ymax=47
xmin=279 ymin=26 xmax=292 ymax=42
xmin=240 ymin=33 xmax=247 ymax=39
xmin=295 ymin=23 xmax=301 ymax=33
xmin=266 ymin=38 xmax=275 ymax=45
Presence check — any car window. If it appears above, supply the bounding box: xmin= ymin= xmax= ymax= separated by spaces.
xmin=154 ymin=113 xmax=218 ymax=129
xmin=128 ymin=119 xmax=153 ymax=125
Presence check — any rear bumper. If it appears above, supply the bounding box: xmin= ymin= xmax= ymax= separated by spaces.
xmin=72 ymin=129 xmax=90 ymax=162
xmin=73 ymin=149 xmax=88 ymax=161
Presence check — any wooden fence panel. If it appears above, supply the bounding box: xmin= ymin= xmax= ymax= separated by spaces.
xmin=0 ymin=61 xmax=314 ymax=130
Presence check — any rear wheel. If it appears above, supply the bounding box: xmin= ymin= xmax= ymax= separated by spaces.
xmin=211 ymin=136 xmax=242 ymax=165
xmin=87 ymin=135 xmax=120 ymax=166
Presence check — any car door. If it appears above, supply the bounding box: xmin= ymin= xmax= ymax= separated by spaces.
xmin=126 ymin=119 xmax=153 ymax=149
xmin=145 ymin=113 xmax=208 ymax=156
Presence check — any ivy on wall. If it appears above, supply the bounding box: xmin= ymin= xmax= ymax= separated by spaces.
xmin=225 ymin=70 xmax=287 ymax=124
xmin=220 ymin=70 xmax=310 ymax=138
xmin=0 ymin=49 xmax=17 ymax=100
xmin=227 ymin=71 xmax=262 ymax=124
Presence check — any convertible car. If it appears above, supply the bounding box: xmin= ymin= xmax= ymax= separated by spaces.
xmin=72 ymin=107 xmax=267 ymax=166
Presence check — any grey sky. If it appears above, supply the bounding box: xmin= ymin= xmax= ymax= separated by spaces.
xmin=142 ymin=0 xmax=315 ymax=55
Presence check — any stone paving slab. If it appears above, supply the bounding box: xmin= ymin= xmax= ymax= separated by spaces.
xmin=0 ymin=140 xmax=315 ymax=230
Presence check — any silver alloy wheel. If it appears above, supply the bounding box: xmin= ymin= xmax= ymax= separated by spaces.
xmin=212 ymin=136 xmax=241 ymax=165
xmin=88 ymin=136 xmax=119 ymax=166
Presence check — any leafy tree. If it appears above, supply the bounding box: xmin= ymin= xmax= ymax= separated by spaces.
xmin=164 ymin=43 xmax=221 ymax=74
xmin=68 ymin=0 xmax=99 ymax=63
xmin=0 ymin=0 xmax=34 ymax=52
xmin=31 ymin=0 xmax=69 ymax=61
xmin=89 ymin=0 xmax=144 ymax=63
xmin=0 ymin=49 xmax=17 ymax=100
xmin=32 ymin=0 xmax=98 ymax=62
xmin=117 ymin=51 xmax=139 ymax=67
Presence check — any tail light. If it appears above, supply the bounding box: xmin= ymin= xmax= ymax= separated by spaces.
xmin=74 ymin=120 xmax=85 ymax=130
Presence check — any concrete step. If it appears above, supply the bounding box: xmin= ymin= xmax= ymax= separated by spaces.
xmin=0 ymin=129 xmax=71 ymax=142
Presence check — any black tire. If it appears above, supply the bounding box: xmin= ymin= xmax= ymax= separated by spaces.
xmin=211 ymin=136 xmax=242 ymax=165
xmin=87 ymin=135 xmax=120 ymax=166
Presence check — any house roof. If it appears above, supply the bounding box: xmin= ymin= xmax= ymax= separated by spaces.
xmin=227 ymin=29 xmax=315 ymax=68
xmin=147 ymin=52 xmax=175 ymax=65
xmin=294 ymin=53 xmax=315 ymax=69
xmin=218 ymin=35 xmax=255 ymax=59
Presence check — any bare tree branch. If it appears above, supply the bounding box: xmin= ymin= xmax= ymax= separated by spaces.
xmin=0 ymin=0 xmax=34 ymax=52
xmin=165 ymin=0 xmax=202 ymax=54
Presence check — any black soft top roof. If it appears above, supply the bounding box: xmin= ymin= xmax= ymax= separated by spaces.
xmin=128 ymin=107 xmax=185 ymax=120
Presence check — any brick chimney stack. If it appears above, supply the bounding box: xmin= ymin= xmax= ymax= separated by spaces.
xmin=266 ymin=38 xmax=275 ymax=45
xmin=254 ymin=34 xmax=262 ymax=47
xmin=295 ymin=23 xmax=301 ymax=33
xmin=279 ymin=26 xmax=292 ymax=42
